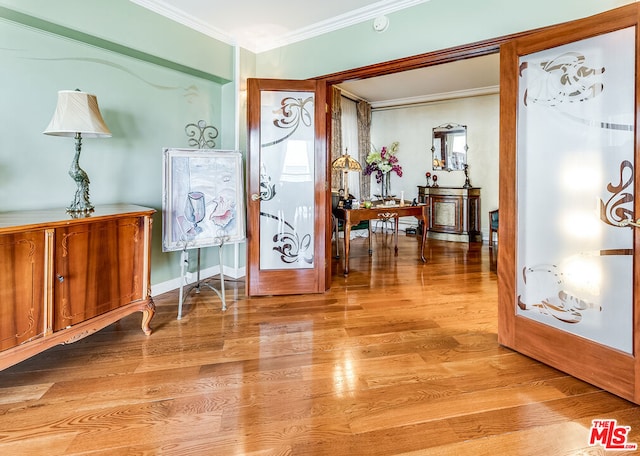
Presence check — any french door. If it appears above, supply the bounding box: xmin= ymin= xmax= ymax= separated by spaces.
xmin=499 ymin=4 xmax=640 ymax=403
xmin=246 ymin=78 xmax=329 ymax=296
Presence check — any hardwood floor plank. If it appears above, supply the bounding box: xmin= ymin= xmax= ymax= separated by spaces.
xmin=0 ymin=434 xmax=79 ymax=456
xmin=291 ymin=420 xmax=460 ymax=455
xmin=396 ymin=421 xmax=593 ymax=456
xmin=446 ymin=391 xmax=636 ymax=440
xmin=0 ymin=382 xmax=52 ymax=405
xmin=347 ymin=383 xmax=569 ymax=434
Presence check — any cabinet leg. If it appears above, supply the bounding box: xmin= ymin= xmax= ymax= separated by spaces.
xmin=140 ymin=299 xmax=155 ymax=336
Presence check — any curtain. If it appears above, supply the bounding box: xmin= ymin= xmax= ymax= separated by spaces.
xmin=341 ymin=96 xmax=359 ymax=200
xmin=356 ymin=100 xmax=372 ymax=199
xmin=330 ymin=86 xmax=342 ymax=191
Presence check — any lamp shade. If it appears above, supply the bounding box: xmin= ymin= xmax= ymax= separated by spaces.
xmin=43 ymin=90 xmax=111 ymax=138
xmin=331 ymin=152 xmax=362 ymax=172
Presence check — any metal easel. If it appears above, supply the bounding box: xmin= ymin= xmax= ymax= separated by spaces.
xmin=176 ymin=120 xmax=228 ymax=320
xmin=177 ymin=235 xmax=228 ymax=319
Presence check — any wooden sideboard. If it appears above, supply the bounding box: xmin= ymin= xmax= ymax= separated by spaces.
xmin=417 ymin=186 xmax=482 ymax=242
xmin=0 ymin=204 xmax=155 ymax=370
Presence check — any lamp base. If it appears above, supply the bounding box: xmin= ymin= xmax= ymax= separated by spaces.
xmin=67 ymin=133 xmax=94 ymax=217
xmin=66 ymin=204 xmax=94 ymax=217
xmin=67 ymin=178 xmax=94 ymax=216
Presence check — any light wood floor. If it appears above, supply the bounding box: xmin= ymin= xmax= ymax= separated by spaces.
xmin=1 ymin=233 xmax=639 ymax=455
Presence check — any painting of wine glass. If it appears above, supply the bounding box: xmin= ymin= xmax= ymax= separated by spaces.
xmin=162 ymin=148 xmax=245 ymax=252
xmin=185 ymin=191 xmax=206 ymax=235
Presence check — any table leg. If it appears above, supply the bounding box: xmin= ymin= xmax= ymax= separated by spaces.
xmin=368 ymin=222 xmax=372 ymax=255
xmin=344 ymin=222 xmax=351 ymax=276
xmin=334 ymin=215 xmax=340 ymax=259
xmin=420 ymin=212 xmax=427 ymax=262
xmin=394 ymin=217 xmax=399 ymax=255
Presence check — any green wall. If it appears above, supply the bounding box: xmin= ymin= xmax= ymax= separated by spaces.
xmin=0 ymin=0 xmax=238 ymax=288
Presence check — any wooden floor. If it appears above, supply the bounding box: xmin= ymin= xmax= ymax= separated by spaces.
xmin=1 ymin=233 xmax=639 ymax=455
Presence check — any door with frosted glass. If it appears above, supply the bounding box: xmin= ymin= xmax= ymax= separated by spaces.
xmin=246 ymin=79 xmax=328 ymax=296
xmin=499 ymin=4 xmax=640 ymax=403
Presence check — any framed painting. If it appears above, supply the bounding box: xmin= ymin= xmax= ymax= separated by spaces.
xmin=162 ymin=148 xmax=245 ymax=252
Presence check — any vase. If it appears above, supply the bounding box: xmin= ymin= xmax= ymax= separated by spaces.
xmin=381 ymin=173 xmax=391 ymax=199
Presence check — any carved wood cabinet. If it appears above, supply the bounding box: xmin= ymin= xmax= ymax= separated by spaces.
xmin=0 ymin=204 xmax=155 ymax=369
xmin=417 ymin=186 xmax=482 ymax=242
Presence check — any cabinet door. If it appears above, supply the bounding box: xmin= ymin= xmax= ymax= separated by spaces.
xmin=430 ymin=195 xmax=462 ymax=234
xmin=0 ymin=231 xmax=45 ymax=351
xmin=54 ymin=216 xmax=145 ymax=330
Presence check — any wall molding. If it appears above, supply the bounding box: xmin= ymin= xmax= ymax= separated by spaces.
xmin=0 ymin=5 xmax=229 ymax=83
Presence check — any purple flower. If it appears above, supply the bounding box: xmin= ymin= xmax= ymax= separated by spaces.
xmin=364 ymin=142 xmax=402 ymax=179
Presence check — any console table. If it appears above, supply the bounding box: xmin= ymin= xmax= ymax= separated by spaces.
xmin=417 ymin=186 xmax=482 ymax=242
xmin=333 ymin=204 xmax=428 ymax=276
xmin=0 ymin=204 xmax=155 ymax=370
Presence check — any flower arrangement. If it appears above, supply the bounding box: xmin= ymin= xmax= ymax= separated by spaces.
xmin=364 ymin=141 xmax=403 ymax=183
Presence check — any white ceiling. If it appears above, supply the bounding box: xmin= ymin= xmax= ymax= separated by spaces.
xmin=130 ymin=0 xmax=500 ymax=106
xmin=338 ymin=54 xmax=500 ymax=108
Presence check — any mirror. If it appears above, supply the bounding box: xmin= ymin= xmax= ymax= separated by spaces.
xmin=431 ymin=123 xmax=468 ymax=171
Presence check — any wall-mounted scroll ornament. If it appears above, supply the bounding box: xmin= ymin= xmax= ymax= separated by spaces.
xmin=185 ymin=120 xmax=219 ymax=149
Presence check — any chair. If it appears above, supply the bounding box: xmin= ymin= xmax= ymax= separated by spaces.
xmin=332 ymin=215 xmax=370 ymax=258
xmin=489 ymin=209 xmax=499 ymax=248
xmin=372 ymin=217 xmax=396 ymax=234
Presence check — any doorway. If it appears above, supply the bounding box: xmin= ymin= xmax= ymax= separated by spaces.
xmin=317 ymin=36 xmax=509 ymax=278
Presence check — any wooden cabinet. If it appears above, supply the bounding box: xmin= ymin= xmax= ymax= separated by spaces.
xmin=0 ymin=205 xmax=155 ymax=369
xmin=417 ymin=186 xmax=481 ymax=242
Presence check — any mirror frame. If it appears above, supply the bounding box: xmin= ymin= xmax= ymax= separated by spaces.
xmin=431 ymin=123 xmax=468 ymax=171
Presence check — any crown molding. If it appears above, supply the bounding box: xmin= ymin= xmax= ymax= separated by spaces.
xmin=370 ymin=85 xmax=500 ymax=110
xmin=130 ymin=0 xmax=430 ymax=53
xmin=256 ymin=0 xmax=431 ymax=53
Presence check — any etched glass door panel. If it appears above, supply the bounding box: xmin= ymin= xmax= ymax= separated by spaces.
xmin=516 ymin=27 xmax=635 ymax=353
xmin=258 ymin=91 xmax=315 ymax=270
xmin=246 ymin=79 xmax=327 ymax=296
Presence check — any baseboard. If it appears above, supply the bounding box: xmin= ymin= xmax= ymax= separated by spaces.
xmin=151 ymin=264 xmax=246 ymax=297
